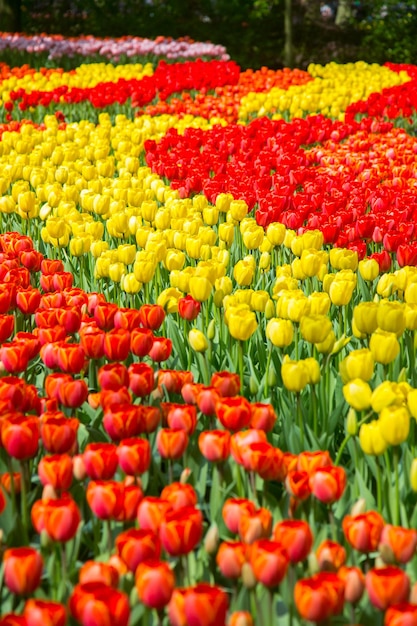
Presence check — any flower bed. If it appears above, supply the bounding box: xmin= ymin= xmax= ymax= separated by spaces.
xmin=1 ymin=33 xmax=417 ymax=626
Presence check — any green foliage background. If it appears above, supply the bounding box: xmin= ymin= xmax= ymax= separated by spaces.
xmin=1 ymin=0 xmax=417 ymax=70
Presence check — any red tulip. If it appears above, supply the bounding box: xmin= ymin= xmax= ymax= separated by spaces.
xmin=130 ymin=327 xmax=154 ymax=357
xmin=366 ymin=566 xmax=410 ymax=611
xmin=159 ymin=506 xmax=203 ymax=556
xmin=138 ymin=304 xmax=165 ymax=330
xmin=79 ymin=560 xmax=119 ymax=588
xmin=40 ymin=414 xmax=79 ymax=454
xmin=38 ymin=454 xmax=73 ymax=491
xmin=83 ymin=443 xmax=119 ymax=480
xmin=309 ymin=465 xmax=347 ymax=504
xmin=385 ymin=603 xmax=417 ymax=626
xmin=160 ymin=482 xmax=198 ymax=510
xmin=222 ymin=498 xmax=256 ymax=535
xmin=86 ymin=480 xmax=124 ymax=520
xmin=148 ymin=336 xmax=172 ymax=362
xmin=42 ymin=495 xmax=81 ymax=542
xmin=216 ymin=396 xmax=252 ymax=431
xmin=178 ymin=295 xmax=201 ymax=321
xmin=250 ymin=538 xmax=289 ymax=587
xmin=115 ymin=528 xmax=161 ymax=572
xmin=135 ymin=560 xmax=175 ymax=610
xmin=3 ymin=547 xmax=43 ymax=595
xmin=23 ymin=599 xmax=67 ymax=626
xmin=316 ymin=539 xmax=346 ymax=571
xmin=128 ymin=362 xmax=155 ymax=397
xmin=198 ymin=430 xmax=231 ymax=463
xmin=103 ymin=328 xmax=131 ymax=361
xmin=342 ymin=510 xmax=385 ymax=553
xmin=1 ymin=414 xmax=39 ymax=460
xmin=379 ymin=524 xmax=417 ymax=564
xmin=156 ymin=428 xmax=189 ymax=460
xmin=97 ymin=362 xmax=129 ymax=391
xmin=69 ymin=582 xmax=130 ymax=626
xmin=211 ymin=371 xmax=240 ymax=397
xmin=117 ymin=437 xmax=151 ymax=476
xmin=137 ymin=496 xmax=173 ymax=533
xmin=294 ymin=572 xmax=345 ymax=622
xmin=238 ymin=507 xmax=273 ymax=545
xmin=273 ymin=519 xmax=313 ymax=563
xmin=184 ymin=583 xmax=229 ymax=626
xmin=216 ymin=540 xmax=248 ymax=579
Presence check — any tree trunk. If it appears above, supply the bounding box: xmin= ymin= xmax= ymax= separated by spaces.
xmin=300 ymin=0 xmax=321 ymax=23
xmin=284 ymin=0 xmax=294 ymax=68
xmin=335 ymin=0 xmax=352 ymax=27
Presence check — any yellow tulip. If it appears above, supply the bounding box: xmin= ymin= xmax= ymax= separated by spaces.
xmin=343 ymin=379 xmax=372 ymax=411
xmin=359 ymin=421 xmax=388 ymax=456
xmin=378 ymin=405 xmax=410 ymax=446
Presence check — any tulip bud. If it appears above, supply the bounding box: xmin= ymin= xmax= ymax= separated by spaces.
xmin=188 ymin=329 xmax=208 ymax=353
xmin=374 ymin=556 xmax=386 ymax=568
xmin=378 ymin=543 xmax=396 ymax=565
xmin=308 ymin=551 xmax=319 ymax=575
xmin=249 ymin=375 xmax=259 ymax=395
xmin=42 ymin=484 xmax=57 ymax=500
xmin=346 ymin=408 xmax=358 ymax=436
xmin=350 ymin=497 xmax=366 ymax=517
xmin=410 ymin=581 xmax=417 ymax=604
xmin=73 ymin=454 xmax=87 ymax=481
xmin=180 ymin=468 xmax=192 ymax=484
xmin=207 ymin=319 xmax=216 ymax=340
xmin=204 ymin=523 xmax=220 ymax=555
xmin=241 ymin=562 xmax=257 ymax=589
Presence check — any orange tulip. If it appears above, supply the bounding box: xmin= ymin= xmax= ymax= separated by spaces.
xmin=366 ymin=566 xmax=410 ymax=611
xmin=250 ymin=538 xmax=289 ymax=587
xmin=135 ymin=560 xmax=175 ymax=610
xmin=343 ymin=510 xmax=385 ymax=553
xmin=273 ymin=519 xmax=313 ymax=563
xmin=159 ymin=506 xmax=203 ymax=556
xmin=3 ymin=547 xmax=43 ymax=595
xmin=294 ymin=572 xmax=345 ymax=622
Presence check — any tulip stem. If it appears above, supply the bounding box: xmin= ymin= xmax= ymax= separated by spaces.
xmin=268 ymin=588 xmax=274 ymax=625
xmin=375 ymin=456 xmax=382 ymax=512
xmin=394 ymin=447 xmax=400 ymax=526
xmin=238 ymin=340 xmax=244 ymax=391
xmin=6 ymin=459 xmax=17 ymax=518
xmin=19 ymin=460 xmax=30 ymax=544
xmin=264 ymin=345 xmax=272 ymax=398
xmin=296 ymin=393 xmax=304 ymax=450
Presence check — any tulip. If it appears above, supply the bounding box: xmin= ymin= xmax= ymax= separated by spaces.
xmin=294 ymin=572 xmax=345 ymax=622
xmin=385 ymin=603 xmax=417 ymax=626
xmin=370 ymin=329 xmax=400 ymax=365
xmin=135 ymin=560 xmax=175 ymax=610
xmin=222 ymin=498 xmax=257 ymax=535
xmin=117 ymin=437 xmax=151 ymax=476
xmin=379 ymin=405 xmax=410 ymax=446
xmin=184 ymin=583 xmax=229 ymax=626
xmin=250 ymin=538 xmax=289 ymax=587
xmin=38 ymin=454 xmax=73 ymax=491
xmin=159 ymin=506 xmax=203 ymax=556
xmin=300 ymin=314 xmax=333 ymax=344
xmin=115 ymin=528 xmax=161 ymax=572
xmin=359 ymin=420 xmax=388 ymax=456
xmin=338 ymin=565 xmax=365 ymax=604
xmin=3 ymin=547 xmax=43 ymax=595
xmin=42 ymin=495 xmax=81 ymax=543
xmin=69 ymin=582 xmax=130 ymax=626
xmin=23 ymin=599 xmax=67 ymax=626
xmin=156 ymin=428 xmax=189 ymax=460
xmin=238 ymin=507 xmax=273 ymax=544
xmin=366 ymin=566 xmax=410 ymax=611
xmin=265 ymin=317 xmax=293 ymax=347
xmin=83 ymin=443 xmax=118 ymax=480
xmin=216 ymin=541 xmax=248 ymax=579
xmin=379 ymin=525 xmax=417 ymax=564
xmin=273 ymin=519 xmax=313 ymax=563
xmin=316 ymin=539 xmax=346 ymax=571
xmin=198 ymin=430 xmax=231 ymax=463
xmin=188 ymin=328 xmax=208 ymax=352
xmin=339 ymin=348 xmax=375 ymax=383
xmin=215 ymin=396 xmax=252 ymax=431
xmin=343 ymin=510 xmax=385 ymax=553
xmin=160 ymin=482 xmax=198 ymax=510
xmin=79 ymin=560 xmax=119 ymax=587
xmin=137 ymin=496 xmax=173 ymax=533
xmin=281 ymin=356 xmax=310 ymax=393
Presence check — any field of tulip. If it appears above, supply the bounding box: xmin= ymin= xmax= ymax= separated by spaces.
xmin=2 ymin=30 xmax=417 ymax=626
